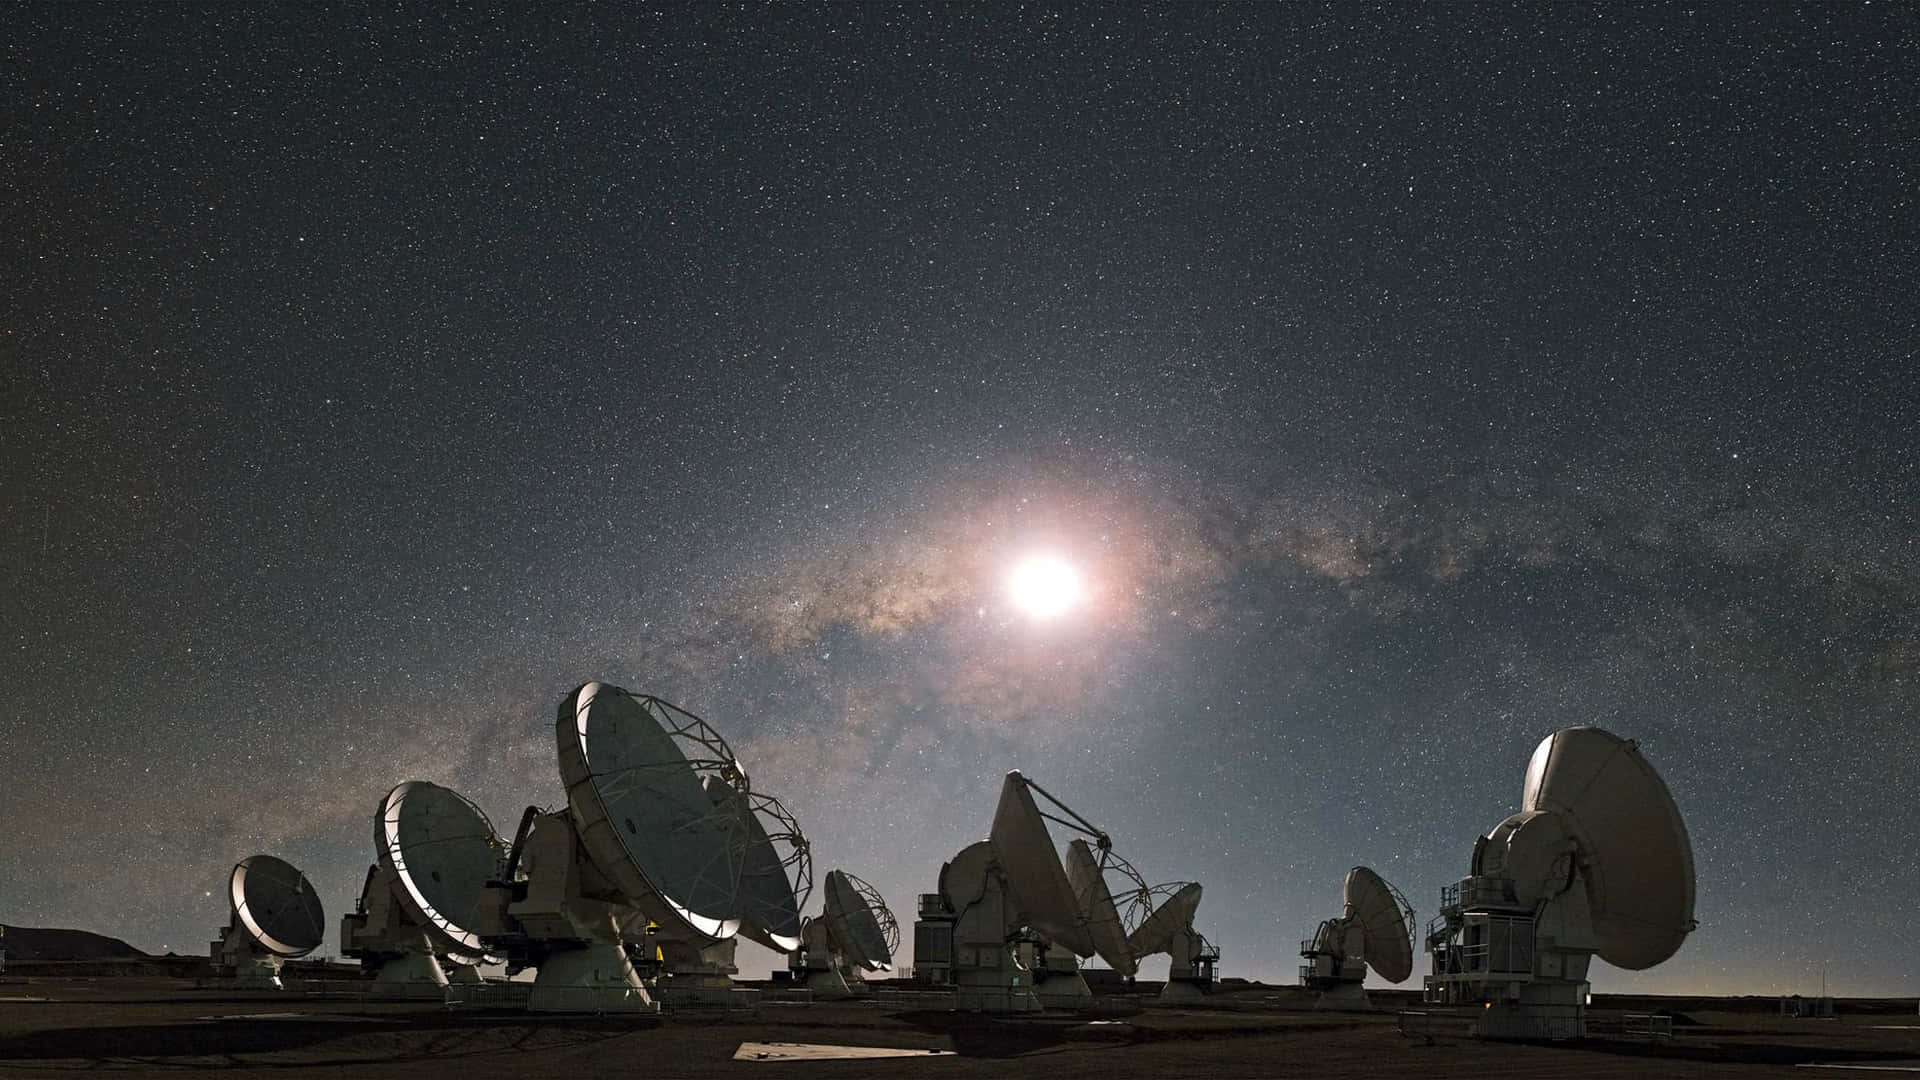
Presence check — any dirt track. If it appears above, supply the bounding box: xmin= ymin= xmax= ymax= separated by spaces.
xmin=2 ymin=978 xmax=1916 ymax=1078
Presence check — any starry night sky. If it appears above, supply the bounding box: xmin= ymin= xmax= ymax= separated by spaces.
xmin=4 ymin=5 xmax=1916 ymax=995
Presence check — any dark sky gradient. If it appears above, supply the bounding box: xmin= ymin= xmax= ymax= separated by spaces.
xmin=4 ymin=5 xmax=1916 ymax=993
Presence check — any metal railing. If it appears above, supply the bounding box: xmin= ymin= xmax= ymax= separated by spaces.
xmin=1430 ymin=913 xmax=1534 ymax=978
xmin=448 ymin=983 xmax=657 ymax=1014
xmin=444 ymin=981 xmax=533 ymax=1008
xmin=1398 ymin=1009 xmax=1477 ymax=1042
xmin=874 ymin=987 xmax=955 ymax=1009
xmin=1539 ymin=1014 xmax=1583 ymax=1041
xmin=1622 ymin=1013 xmax=1674 ymax=1039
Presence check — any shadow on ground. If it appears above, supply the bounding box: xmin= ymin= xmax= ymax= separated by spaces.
xmin=1564 ymin=1036 xmax=1920 ymax=1069
xmin=0 ymin=1013 xmax=644 ymax=1070
xmin=894 ymin=1010 xmax=1085 ymax=1058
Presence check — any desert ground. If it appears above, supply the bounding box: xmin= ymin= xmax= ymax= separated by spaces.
xmin=2 ymin=973 xmax=1917 ymax=1079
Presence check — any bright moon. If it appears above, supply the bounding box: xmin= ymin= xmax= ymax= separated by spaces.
xmin=1009 ymin=555 xmax=1082 ymax=618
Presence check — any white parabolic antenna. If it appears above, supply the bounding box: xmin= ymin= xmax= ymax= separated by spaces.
xmin=922 ymin=771 xmax=1155 ymax=1012
xmin=1343 ymin=867 xmax=1413 ymax=983
xmin=791 ymin=868 xmax=897 ymax=999
xmin=1521 ymin=725 xmax=1695 ymax=970
xmin=558 ymin=681 xmax=752 ymax=940
xmin=377 ymin=780 xmax=503 ymax=964
xmin=988 ymin=771 xmax=1097 ymax=957
xmin=728 ymin=785 xmax=813 ymax=953
xmin=1065 ymin=838 xmax=1140 ymax=978
xmin=1298 ymin=865 xmax=1413 ymax=1010
xmin=231 ymin=855 xmax=326 ymax=958
xmin=1425 ymin=725 xmax=1697 ymax=1040
xmin=823 ymin=870 xmax=897 ymax=972
xmin=1127 ymin=881 xmax=1202 ymax=957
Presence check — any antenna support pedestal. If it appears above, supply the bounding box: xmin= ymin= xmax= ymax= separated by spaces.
xmin=1160 ymin=926 xmax=1218 ymax=1005
xmin=791 ymin=917 xmax=872 ymax=1000
xmin=802 ymin=965 xmax=854 ymax=997
xmin=215 ymin=924 xmax=286 ymax=990
xmin=508 ymin=811 xmax=659 ymax=1013
xmin=652 ymin=936 xmax=750 ymax=1008
xmin=1300 ymin=921 xmax=1373 ymax=1011
xmin=342 ymin=863 xmax=455 ymax=999
xmin=935 ymin=843 xmax=1041 ymax=1013
xmin=1028 ymin=939 xmax=1094 ymax=1010
xmin=1423 ymin=874 xmax=1595 ymax=1039
xmin=370 ymin=951 xmax=452 ymax=999
xmin=528 ymin=941 xmax=655 ymax=1013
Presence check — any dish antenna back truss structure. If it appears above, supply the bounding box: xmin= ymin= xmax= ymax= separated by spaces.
xmin=1424 ymin=726 xmax=1697 ymax=1039
xmin=1069 ymin=839 xmax=1222 ymax=1003
xmin=487 ymin=682 xmax=809 ymax=1012
xmin=212 ymin=855 xmax=325 ymax=990
xmin=789 ymin=869 xmax=898 ymax=998
xmin=342 ymin=781 xmax=507 ymax=998
xmin=915 ymin=771 xmax=1141 ymax=1012
xmin=1066 ymin=837 xmax=1149 ymax=980
xmin=633 ymin=786 xmax=813 ymax=1007
xmin=1299 ymin=866 xmax=1415 ymax=1010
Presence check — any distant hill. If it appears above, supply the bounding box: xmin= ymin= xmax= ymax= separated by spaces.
xmin=1 ymin=925 xmax=148 ymax=961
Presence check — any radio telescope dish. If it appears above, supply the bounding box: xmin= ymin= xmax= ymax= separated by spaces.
xmin=558 ymin=681 xmax=749 ymax=940
xmin=1426 ymin=725 xmax=1696 ymax=1039
xmin=823 ymin=869 xmax=896 ymax=972
xmin=988 ymin=771 xmax=1096 ymax=957
xmin=1522 ymin=726 xmax=1695 ymax=970
xmin=1299 ymin=866 xmax=1414 ymax=1009
xmin=231 ymin=855 xmax=325 ymax=958
xmin=788 ymin=869 xmax=897 ymax=999
xmin=377 ymin=781 xmax=504 ymax=964
xmin=917 ymin=771 xmax=1139 ymax=1012
xmin=729 ymin=788 xmax=812 ymax=954
xmin=1065 ymin=838 xmax=1140 ymax=977
xmin=1344 ymin=867 xmax=1414 ymax=983
xmin=1121 ymin=879 xmax=1218 ymax=1004
xmin=215 ymin=854 xmax=325 ymax=990
xmin=1127 ymin=881 xmax=1201 ymax=957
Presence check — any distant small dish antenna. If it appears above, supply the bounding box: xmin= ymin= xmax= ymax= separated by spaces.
xmin=913 ymin=771 xmax=1150 ymax=1012
xmin=1426 ymin=726 xmax=1697 ymax=1039
xmin=342 ymin=781 xmax=507 ymax=998
xmin=1299 ymin=866 xmax=1414 ymax=1010
xmin=1122 ymin=880 xmax=1219 ymax=1004
xmin=790 ymin=869 xmax=899 ymax=998
xmin=823 ymin=870 xmax=897 ymax=973
xmin=1125 ymin=881 xmax=1202 ymax=957
xmin=213 ymin=855 xmax=324 ymax=990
